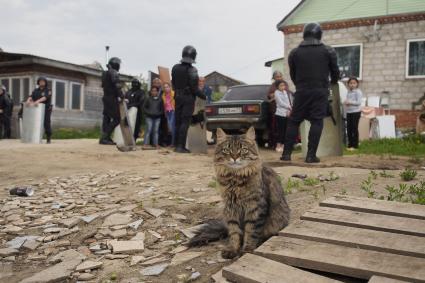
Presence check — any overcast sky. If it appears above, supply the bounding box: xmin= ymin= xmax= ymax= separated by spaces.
xmin=0 ymin=0 xmax=301 ymax=84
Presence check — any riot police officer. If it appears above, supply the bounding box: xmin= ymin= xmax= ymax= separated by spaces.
xmin=172 ymin=45 xmax=205 ymax=153
xmin=26 ymin=77 xmax=53 ymax=143
xmin=125 ymin=78 xmax=145 ymax=140
xmin=99 ymin=57 xmax=123 ymax=145
xmin=0 ymin=85 xmax=12 ymax=139
xmin=281 ymin=23 xmax=339 ymax=163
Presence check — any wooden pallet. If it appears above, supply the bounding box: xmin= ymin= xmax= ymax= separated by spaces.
xmin=214 ymin=195 xmax=425 ymax=283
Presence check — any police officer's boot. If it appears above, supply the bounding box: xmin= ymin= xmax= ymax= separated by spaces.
xmin=46 ymin=136 xmax=51 ymax=144
xmin=280 ymin=149 xmax=292 ymax=161
xmin=99 ymin=133 xmax=115 ymax=145
xmin=305 ymin=148 xmax=320 ymax=163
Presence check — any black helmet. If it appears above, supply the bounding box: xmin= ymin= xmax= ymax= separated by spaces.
xmin=181 ymin=45 xmax=197 ymax=64
xmin=107 ymin=57 xmax=121 ymax=71
xmin=131 ymin=78 xmax=141 ymax=89
xmin=303 ymin=23 xmax=322 ymax=40
xmin=37 ymin=76 xmax=48 ymax=86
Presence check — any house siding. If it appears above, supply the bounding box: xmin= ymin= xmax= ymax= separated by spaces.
xmin=283 ymin=0 xmax=425 ymax=27
xmin=283 ymin=19 xmax=425 ymax=114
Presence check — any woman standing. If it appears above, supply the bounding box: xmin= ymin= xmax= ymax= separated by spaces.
xmin=143 ymin=86 xmax=164 ymax=149
xmin=162 ymin=82 xmax=176 ymax=146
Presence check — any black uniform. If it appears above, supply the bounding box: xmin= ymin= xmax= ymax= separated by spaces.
xmin=0 ymin=89 xmax=12 ymax=139
xmin=282 ymin=23 xmax=339 ymax=163
xmin=125 ymin=86 xmax=145 ymax=140
xmin=172 ymin=62 xmax=203 ymax=151
xmin=100 ymin=68 xmax=122 ymax=143
xmin=30 ymin=87 xmax=53 ymax=141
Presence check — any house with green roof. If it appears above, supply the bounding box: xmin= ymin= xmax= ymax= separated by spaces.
xmin=277 ymin=0 xmax=425 ymax=128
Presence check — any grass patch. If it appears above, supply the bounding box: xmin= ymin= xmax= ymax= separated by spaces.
xmin=51 ymin=127 xmax=101 ymax=139
xmin=303 ymin=177 xmax=320 ymax=187
xmin=400 ymin=168 xmax=417 ymax=181
xmin=344 ymin=134 xmax=425 ymax=157
xmin=208 ymin=180 xmax=217 ymax=188
xmin=284 ymin=177 xmax=301 ymax=194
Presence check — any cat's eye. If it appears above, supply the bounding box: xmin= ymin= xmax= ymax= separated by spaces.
xmin=222 ymin=148 xmax=230 ymax=154
xmin=241 ymin=148 xmax=249 ymax=154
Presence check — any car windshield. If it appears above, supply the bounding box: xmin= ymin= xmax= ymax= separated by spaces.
xmin=221 ymin=85 xmax=269 ymax=101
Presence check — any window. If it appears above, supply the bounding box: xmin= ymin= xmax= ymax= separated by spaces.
xmin=0 ymin=77 xmax=32 ymax=105
xmin=406 ymin=39 xmax=425 ymax=78
xmin=70 ymin=83 xmax=82 ymax=110
xmin=332 ymin=43 xmax=362 ymax=79
xmin=12 ymin=79 xmax=21 ymax=105
xmin=55 ymin=81 xmax=66 ymax=108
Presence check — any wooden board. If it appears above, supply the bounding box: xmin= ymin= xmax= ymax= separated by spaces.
xmin=280 ymin=221 xmax=425 ymax=258
xmin=368 ymin=275 xmax=411 ymax=283
xmin=222 ymin=253 xmax=341 ymax=283
xmin=158 ymin=66 xmax=171 ymax=84
xmin=255 ymin=236 xmax=425 ymax=282
xmin=301 ymin=206 xmax=425 ymax=237
xmin=321 ymin=195 xmax=425 ymax=220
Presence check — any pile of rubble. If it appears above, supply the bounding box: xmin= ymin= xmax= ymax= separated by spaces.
xmin=0 ymin=171 xmax=224 ymax=282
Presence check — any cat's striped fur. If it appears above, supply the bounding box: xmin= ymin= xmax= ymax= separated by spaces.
xmin=188 ymin=127 xmax=290 ymax=259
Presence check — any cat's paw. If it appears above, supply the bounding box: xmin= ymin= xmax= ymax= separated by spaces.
xmin=221 ymin=249 xmax=239 ymax=259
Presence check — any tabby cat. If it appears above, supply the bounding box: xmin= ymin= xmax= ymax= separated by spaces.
xmin=188 ymin=127 xmax=290 ymax=259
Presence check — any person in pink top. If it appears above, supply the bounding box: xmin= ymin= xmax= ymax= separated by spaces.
xmin=162 ymin=82 xmax=176 ymax=146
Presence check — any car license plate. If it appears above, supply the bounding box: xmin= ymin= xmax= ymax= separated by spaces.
xmin=218 ymin=107 xmax=242 ymax=114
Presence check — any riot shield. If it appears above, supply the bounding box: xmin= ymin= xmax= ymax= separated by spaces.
xmin=300 ymin=83 xmax=343 ymax=157
xmin=21 ymin=104 xmax=45 ymax=144
xmin=114 ymin=101 xmax=137 ymax=151
xmin=186 ymin=97 xmax=208 ymax=154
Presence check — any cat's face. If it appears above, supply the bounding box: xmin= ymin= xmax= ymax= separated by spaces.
xmin=214 ymin=127 xmax=259 ymax=170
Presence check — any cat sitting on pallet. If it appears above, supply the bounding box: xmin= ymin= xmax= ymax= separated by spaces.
xmin=188 ymin=127 xmax=290 ymax=259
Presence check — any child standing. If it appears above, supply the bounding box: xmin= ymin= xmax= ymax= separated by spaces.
xmin=344 ymin=77 xmax=363 ymax=150
xmin=143 ymin=86 xmax=164 ymax=149
xmin=162 ymin=82 xmax=176 ymax=147
xmin=274 ymin=80 xmax=292 ymax=152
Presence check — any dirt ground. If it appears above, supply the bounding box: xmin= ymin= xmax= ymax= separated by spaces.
xmin=0 ymin=139 xmax=424 ymax=283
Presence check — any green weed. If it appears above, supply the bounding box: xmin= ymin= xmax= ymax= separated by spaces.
xmin=360 ymin=176 xmax=376 ymax=198
xmin=285 ymin=178 xmax=301 ymax=194
xmin=303 ymin=177 xmax=320 ymax=186
xmin=400 ymin=168 xmax=417 ymax=181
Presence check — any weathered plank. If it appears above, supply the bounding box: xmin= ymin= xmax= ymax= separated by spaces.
xmin=280 ymin=221 xmax=425 ymax=258
xmin=301 ymin=206 xmax=425 ymax=237
xmin=368 ymin=275 xmax=411 ymax=283
xmin=321 ymin=195 xmax=425 ymax=220
xmin=255 ymin=237 xmax=425 ymax=283
xmin=222 ymin=253 xmax=341 ymax=283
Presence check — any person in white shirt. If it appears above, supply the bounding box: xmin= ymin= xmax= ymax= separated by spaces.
xmin=274 ymin=80 xmax=292 ymax=152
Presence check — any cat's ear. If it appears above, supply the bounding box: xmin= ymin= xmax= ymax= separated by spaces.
xmin=216 ymin=128 xmax=227 ymax=142
xmin=245 ymin=126 xmax=256 ymax=142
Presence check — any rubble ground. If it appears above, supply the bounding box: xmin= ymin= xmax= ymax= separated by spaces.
xmin=0 ymin=139 xmax=423 ymax=283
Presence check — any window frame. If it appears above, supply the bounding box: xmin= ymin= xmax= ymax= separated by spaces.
xmin=69 ymin=82 xmax=84 ymax=111
xmin=331 ymin=43 xmax=363 ymax=80
xmin=0 ymin=76 xmax=33 ymax=105
xmin=406 ymin=38 xmax=425 ymax=79
xmin=51 ymin=79 xmax=68 ymax=110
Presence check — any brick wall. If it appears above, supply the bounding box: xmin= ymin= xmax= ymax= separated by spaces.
xmin=282 ymin=20 xmax=425 ymax=111
xmin=390 ymin=109 xmax=421 ymax=129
